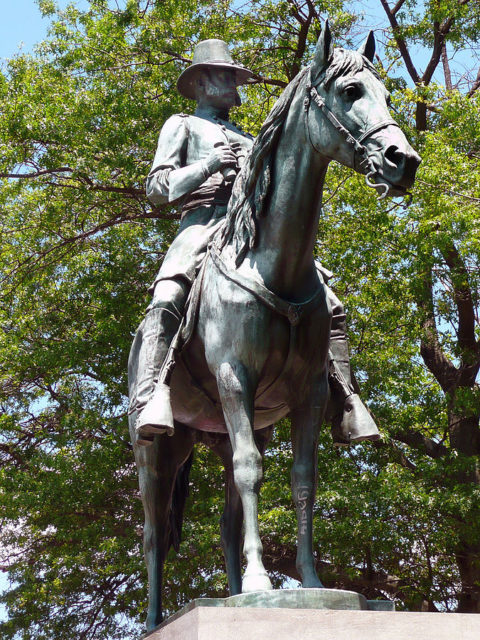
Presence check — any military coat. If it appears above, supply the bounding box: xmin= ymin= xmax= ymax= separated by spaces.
xmin=146 ymin=112 xmax=253 ymax=286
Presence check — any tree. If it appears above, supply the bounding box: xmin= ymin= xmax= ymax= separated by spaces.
xmin=0 ymin=0 xmax=479 ymax=638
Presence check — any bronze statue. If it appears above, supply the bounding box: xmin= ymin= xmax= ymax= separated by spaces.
xmin=130 ymin=38 xmax=379 ymax=448
xmin=128 ymin=26 xmax=420 ymax=630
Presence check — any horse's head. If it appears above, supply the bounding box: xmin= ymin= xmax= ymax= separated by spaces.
xmin=306 ymin=22 xmax=421 ymax=197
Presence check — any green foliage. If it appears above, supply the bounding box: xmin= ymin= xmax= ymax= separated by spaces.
xmin=0 ymin=1 xmax=479 ymax=638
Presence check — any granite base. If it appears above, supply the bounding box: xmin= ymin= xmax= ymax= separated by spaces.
xmin=144 ymin=605 xmax=480 ymax=640
xmin=142 ymin=589 xmax=480 ymax=639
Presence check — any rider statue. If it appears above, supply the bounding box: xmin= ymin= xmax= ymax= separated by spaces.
xmin=130 ymin=39 xmax=380 ymax=447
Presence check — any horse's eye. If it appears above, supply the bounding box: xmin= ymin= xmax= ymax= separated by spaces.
xmin=343 ymin=85 xmax=360 ymax=100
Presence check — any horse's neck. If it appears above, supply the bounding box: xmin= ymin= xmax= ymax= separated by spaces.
xmin=246 ymin=86 xmax=330 ymax=301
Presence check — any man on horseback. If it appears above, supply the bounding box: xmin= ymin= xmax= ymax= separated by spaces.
xmin=131 ymin=38 xmax=379 ymax=446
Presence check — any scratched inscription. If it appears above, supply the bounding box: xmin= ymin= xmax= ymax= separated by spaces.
xmin=297 ymin=487 xmax=309 ymax=535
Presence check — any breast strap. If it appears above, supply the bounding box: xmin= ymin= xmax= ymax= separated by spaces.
xmin=209 ymin=246 xmax=324 ymax=326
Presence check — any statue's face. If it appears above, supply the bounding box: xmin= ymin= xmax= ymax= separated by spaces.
xmin=196 ymin=68 xmax=240 ymax=109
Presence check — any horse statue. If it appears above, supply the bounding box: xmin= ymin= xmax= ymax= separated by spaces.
xmin=128 ymin=23 xmax=420 ymax=631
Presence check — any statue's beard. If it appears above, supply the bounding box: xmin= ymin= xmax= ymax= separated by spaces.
xmin=203 ymin=84 xmax=239 ymax=110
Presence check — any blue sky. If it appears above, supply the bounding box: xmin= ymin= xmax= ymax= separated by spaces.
xmin=1 ymin=0 xmax=57 ymax=59
xmin=0 ymin=0 xmax=89 ymax=60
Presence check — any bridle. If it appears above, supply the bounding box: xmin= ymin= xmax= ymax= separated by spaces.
xmin=304 ymin=67 xmax=401 ymax=200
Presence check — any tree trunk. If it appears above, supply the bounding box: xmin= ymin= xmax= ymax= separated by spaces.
xmin=456 ymin=539 xmax=480 ymax=613
xmin=455 ymin=460 xmax=480 ymax=612
xmin=448 ymin=408 xmax=480 ymax=456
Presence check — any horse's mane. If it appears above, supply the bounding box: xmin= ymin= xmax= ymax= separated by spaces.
xmin=218 ymin=67 xmax=309 ymax=264
xmin=219 ymin=48 xmax=379 ymax=265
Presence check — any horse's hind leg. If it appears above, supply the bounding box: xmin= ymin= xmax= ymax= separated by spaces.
xmin=216 ymin=362 xmax=272 ymax=593
xmin=130 ymin=416 xmax=196 ymax=630
xmin=289 ymin=376 xmax=328 ymax=588
xmin=208 ymin=426 xmax=274 ymax=596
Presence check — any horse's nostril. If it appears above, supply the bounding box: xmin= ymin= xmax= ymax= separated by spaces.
xmin=385 ymin=145 xmax=403 ymax=168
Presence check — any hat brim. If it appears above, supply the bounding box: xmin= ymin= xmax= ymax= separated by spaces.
xmin=177 ymin=62 xmax=254 ymax=100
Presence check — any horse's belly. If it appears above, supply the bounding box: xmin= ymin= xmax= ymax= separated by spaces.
xmin=171 ymin=311 xmax=327 ymax=433
xmin=171 ymin=356 xmax=292 ymax=432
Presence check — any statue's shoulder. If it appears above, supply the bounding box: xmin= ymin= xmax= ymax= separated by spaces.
xmin=162 ymin=112 xmax=190 ymax=127
xmin=158 ymin=113 xmax=191 ymax=138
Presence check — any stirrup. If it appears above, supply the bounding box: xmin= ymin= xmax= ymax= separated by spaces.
xmin=331 ymin=394 xmax=380 ymax=446
xmin=135 ymin=382 xmax=174 ymax=446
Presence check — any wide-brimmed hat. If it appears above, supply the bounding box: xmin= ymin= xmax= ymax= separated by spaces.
xmin=177 ymin=39 xmax=254 ymax=100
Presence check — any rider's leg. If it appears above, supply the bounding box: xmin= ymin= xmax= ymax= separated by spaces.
xmin=134 ymin=277 xmax=189 ymax=445
xmin=326 ymin=286 xmax=381 ymax=445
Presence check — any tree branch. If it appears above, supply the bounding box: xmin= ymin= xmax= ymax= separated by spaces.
xmin=0 ymin=208 xmax=178 ymax=287
xmin=467 ymin=67 xmax=480 ymax=98
xmin=0 ymin=166 xmax=147 ymax=198
xmin=391 ymin=0 xmax=406 ymax=15
xmin=441 ymin=43 xmax=453 ymax=91
xmin=440 ymin=240 xmax=480 ymax=371
xmin=0 ymin=167 xmax=73 ymax=179
xmin=421 ymin=1 xmax=470 ymax=86
xmin=379 ymin=0 xmax=420 ymax=84
xmin=373 ymin=437 xmax=417 ymax=471
xmin=250 ymin=73 xmax=288 ymax=88
xmin=416 ymin=178 xmax=480 ymax=204
xmin=392 ymin=428 xmax=448 ymax=459
xmin=421 ymin=19 xmax=451 ymax=86
xmin=286 ymin=0 xmax=315 ymax=80
xmin=419 ymin=271 xmax=458 ymax=392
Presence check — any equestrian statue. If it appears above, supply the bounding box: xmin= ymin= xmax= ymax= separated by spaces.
xmin=128 ymin=24 xmax=421 ymax=630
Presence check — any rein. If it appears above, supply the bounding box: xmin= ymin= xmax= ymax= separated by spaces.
xmin=304 ymin=68 xmax=400 ymax=200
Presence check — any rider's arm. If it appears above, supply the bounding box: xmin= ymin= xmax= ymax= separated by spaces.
xmin=146 ymin=115 xmax=237 ymax=205
xmin=146 ymin=115 xmax=213 ymax=205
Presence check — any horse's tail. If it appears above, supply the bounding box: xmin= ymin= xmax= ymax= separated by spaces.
xmin=169 ymin=451 xmax=194 ymax=553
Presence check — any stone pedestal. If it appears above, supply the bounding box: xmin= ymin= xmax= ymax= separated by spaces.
xmin=143 ymin=589 xmax=480 ymax=639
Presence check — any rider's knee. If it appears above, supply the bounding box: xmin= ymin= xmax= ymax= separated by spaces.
xmin=148 ymin=277 xmax=189 ymax=316
xmin=324 ymin=285 xmax=344 ymax=319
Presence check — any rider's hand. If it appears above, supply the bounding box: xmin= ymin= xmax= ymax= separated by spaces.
xmin=205 ymin=144 xmax=238 ymax=175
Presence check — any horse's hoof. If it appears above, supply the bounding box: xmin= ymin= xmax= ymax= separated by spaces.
xmin=145 ymin=611 xmax=163 ymax=632
xmin=242 ymin=571 xmax=272 ymax=593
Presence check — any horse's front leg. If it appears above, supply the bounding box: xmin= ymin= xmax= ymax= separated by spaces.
xmin=290 ymin=375 xmax=328 ymax=588
xmin=207 ymin=433 xmax=243 ymax=596
xmin=209 ymin=425 xmax=274 ymax=596
xmin=217 ymin=361 xmax=272 ymax=593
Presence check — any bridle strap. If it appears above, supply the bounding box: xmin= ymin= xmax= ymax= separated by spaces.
xmin=358 ymin=119 xmax=400 ymax=143
xmin=306 ymin=83 xmax=399 ymax=153
xmin=304 ymin=68 xmax=400 ymax=198
xmin=305 ymin=84 xmax=365 ymax=157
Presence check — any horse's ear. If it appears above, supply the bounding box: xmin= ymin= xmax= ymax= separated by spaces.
xmin=358 ymin=31 xmax=376 ymax=62
xmin=311 ymin=20 xmax=333 ymax=80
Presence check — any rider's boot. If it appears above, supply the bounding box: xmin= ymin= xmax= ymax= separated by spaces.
xmin=134 ymin=304 xmax=181 ymax=446
xmin=326 ymin=286 xmax=380 ymax=446
xmin=327 ymin=338 xmax=381 ymax=446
